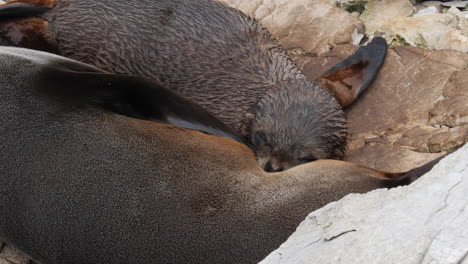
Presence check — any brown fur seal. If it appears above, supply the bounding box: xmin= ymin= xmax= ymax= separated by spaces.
xmin=0 ymin=0 xmax=387 ymax=171
xmin=0 ymin=46 xmax=440 ymax=264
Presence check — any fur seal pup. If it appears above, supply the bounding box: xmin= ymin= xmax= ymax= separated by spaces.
xmin=0 ymin=47 xmax=443 ymax=264
xmin=0 ymin=0 xmax=387 ymax=171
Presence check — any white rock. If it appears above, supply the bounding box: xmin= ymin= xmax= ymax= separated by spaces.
xmin=418 ymin=1 xmax=443 ymax=12
xmin=447 ymin=5 xmax=464 ymax=18
xmin=260 ymin=144 xmax=468 ymax=264
xmin=460 ymin=17 xmax=468 ymax=36
xmin=436 ymin=28 xmax=468 ymax=53
xmin=414 ymin=6 xmax=439 ymax=17
xmin=361 ymin=0 xmax=416 ymax=34
xmin=351 ymin=27 xmax=364 ymax=45
xmin=441 ymin=1 xmax=468 ymax=8
xmin=377 ymin=14 xmax=458 ymax=49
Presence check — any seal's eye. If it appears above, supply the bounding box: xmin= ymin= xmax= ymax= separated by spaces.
xmin=298 ymin=153 xmax=317 ymax=163
xmin=255 ymin=131 xmax=268 ymax=146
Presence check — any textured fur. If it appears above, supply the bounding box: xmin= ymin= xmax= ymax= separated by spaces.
xmin=0 ymin=47 xmax=438 ymax=264
xmin=0 ymin=0 xmax=352 ymax=170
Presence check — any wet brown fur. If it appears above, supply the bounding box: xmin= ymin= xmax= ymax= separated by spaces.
xmin=0 ymin=17 xmax=57 ymax=52
xmin=0 ymin=0 xmax=356 ymax=171
xmin=0 ymin=46 xmax=443 ymax=264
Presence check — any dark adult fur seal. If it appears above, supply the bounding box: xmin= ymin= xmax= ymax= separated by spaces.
xmin=0 ymin=0 xmax=388 ymax=171
xmin=0 ymin=47 xmax=441 ymax=264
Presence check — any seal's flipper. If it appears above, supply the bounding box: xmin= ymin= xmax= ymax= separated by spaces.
xmin=38 ymin=65 xmax=248 ymax=145
xmin=317 ymin=37 xmax=387 ymax=108
xmin=353 ymin=153 xmax=447 ymax=188
xmin=382 ymin=153 xmax=448 ymax=187
xmin=0 ymin=1 xmax=56 ymax=51
xmin=297 ymin=153 xmax=445 ymax=189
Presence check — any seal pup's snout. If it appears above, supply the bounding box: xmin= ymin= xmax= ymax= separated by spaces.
xmin=263 ymin=158 xmax=285 ymax=172
xmin=259 ymin=154 xmax=302 ymax=172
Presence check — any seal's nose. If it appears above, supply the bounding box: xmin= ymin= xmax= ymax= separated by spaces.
xmin=264 ymin=160 xmax=284 ymax=172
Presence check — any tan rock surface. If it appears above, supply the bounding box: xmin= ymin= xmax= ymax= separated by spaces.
xmin=221 ymin=0 xmax=468 ymax=172
xmin=296 ymin=45 xmax=468 ymax=172
xmin=361 ymin=0 xmax=415 ymax=33
xmin=219 ymin=0 xmax=363 ymax=54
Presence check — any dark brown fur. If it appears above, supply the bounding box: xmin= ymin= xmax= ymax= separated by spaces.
xmin=0 ymin=17 xmax=56 ymax=52
xmin=7 ymin=0 xmax=56 ymax=8
xmin=0 ymin=0 xmax=349 ymax=170
xmin=0 ymin=0 xmax=387 ymax=171
xmin=0 ymin=47 xmax=440 ymax=264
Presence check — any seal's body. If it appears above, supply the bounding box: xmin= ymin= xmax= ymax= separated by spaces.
xmin=0 ymin=47 xmax=437 ymax=264
xmin=0 ymin=0 xmax=388 ymax=171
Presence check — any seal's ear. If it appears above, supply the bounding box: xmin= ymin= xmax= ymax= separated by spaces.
xmin=317 ymin=37 xmax=387 ymax=108
xmin=0 ymin=1 xmax=56 ymax=52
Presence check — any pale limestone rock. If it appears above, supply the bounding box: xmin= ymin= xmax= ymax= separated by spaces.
xmin=447 ymin=5 xmax=464 ymax=18
xmin=361 ymin=0 xmax=416 ymax=33
xmin=260 ymin=144 xmax=468 ymax=264
xmin=351 ymin=27 xmax=364 ymax=45
xmin=377 ymin=14 xmax=458 ymax=49
xmin=436 ymin=28 xmax=468 ymax=53
xmin=360 ymin=0 xmax=468 ymax=52
xmin=222 ymin=0 xmax=468 ymax=53
xmin=441 ymin=1 xmax=468 ymax=8
xmin=414 ymin=6 xmax=439 ymax=16
xmin=460 ymin=17 xmax=468 ymax=36
xmin=219 ymin=0 xmax=363 ymax=54
xmin=217 ymin=0 xmax=262 ymax=17
xmin=418 ymin=1 xmax=443 ymax=12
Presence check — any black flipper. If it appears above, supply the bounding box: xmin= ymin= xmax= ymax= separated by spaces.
xmin=0 ymin=3 xmax=49 ymax=18
xmin=382 ymin=153 xmax=449 ymax=188
xmin=37 ymin=65 xmax=248 ymax=146
xmin=318 ymin=37 xmax=388 ymax=108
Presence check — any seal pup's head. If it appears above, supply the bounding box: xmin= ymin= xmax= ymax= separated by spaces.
xmin=248 ymin=78 xmax=347 ymax=172
xmin=249 ymin=37 xmax=388 ymax=172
